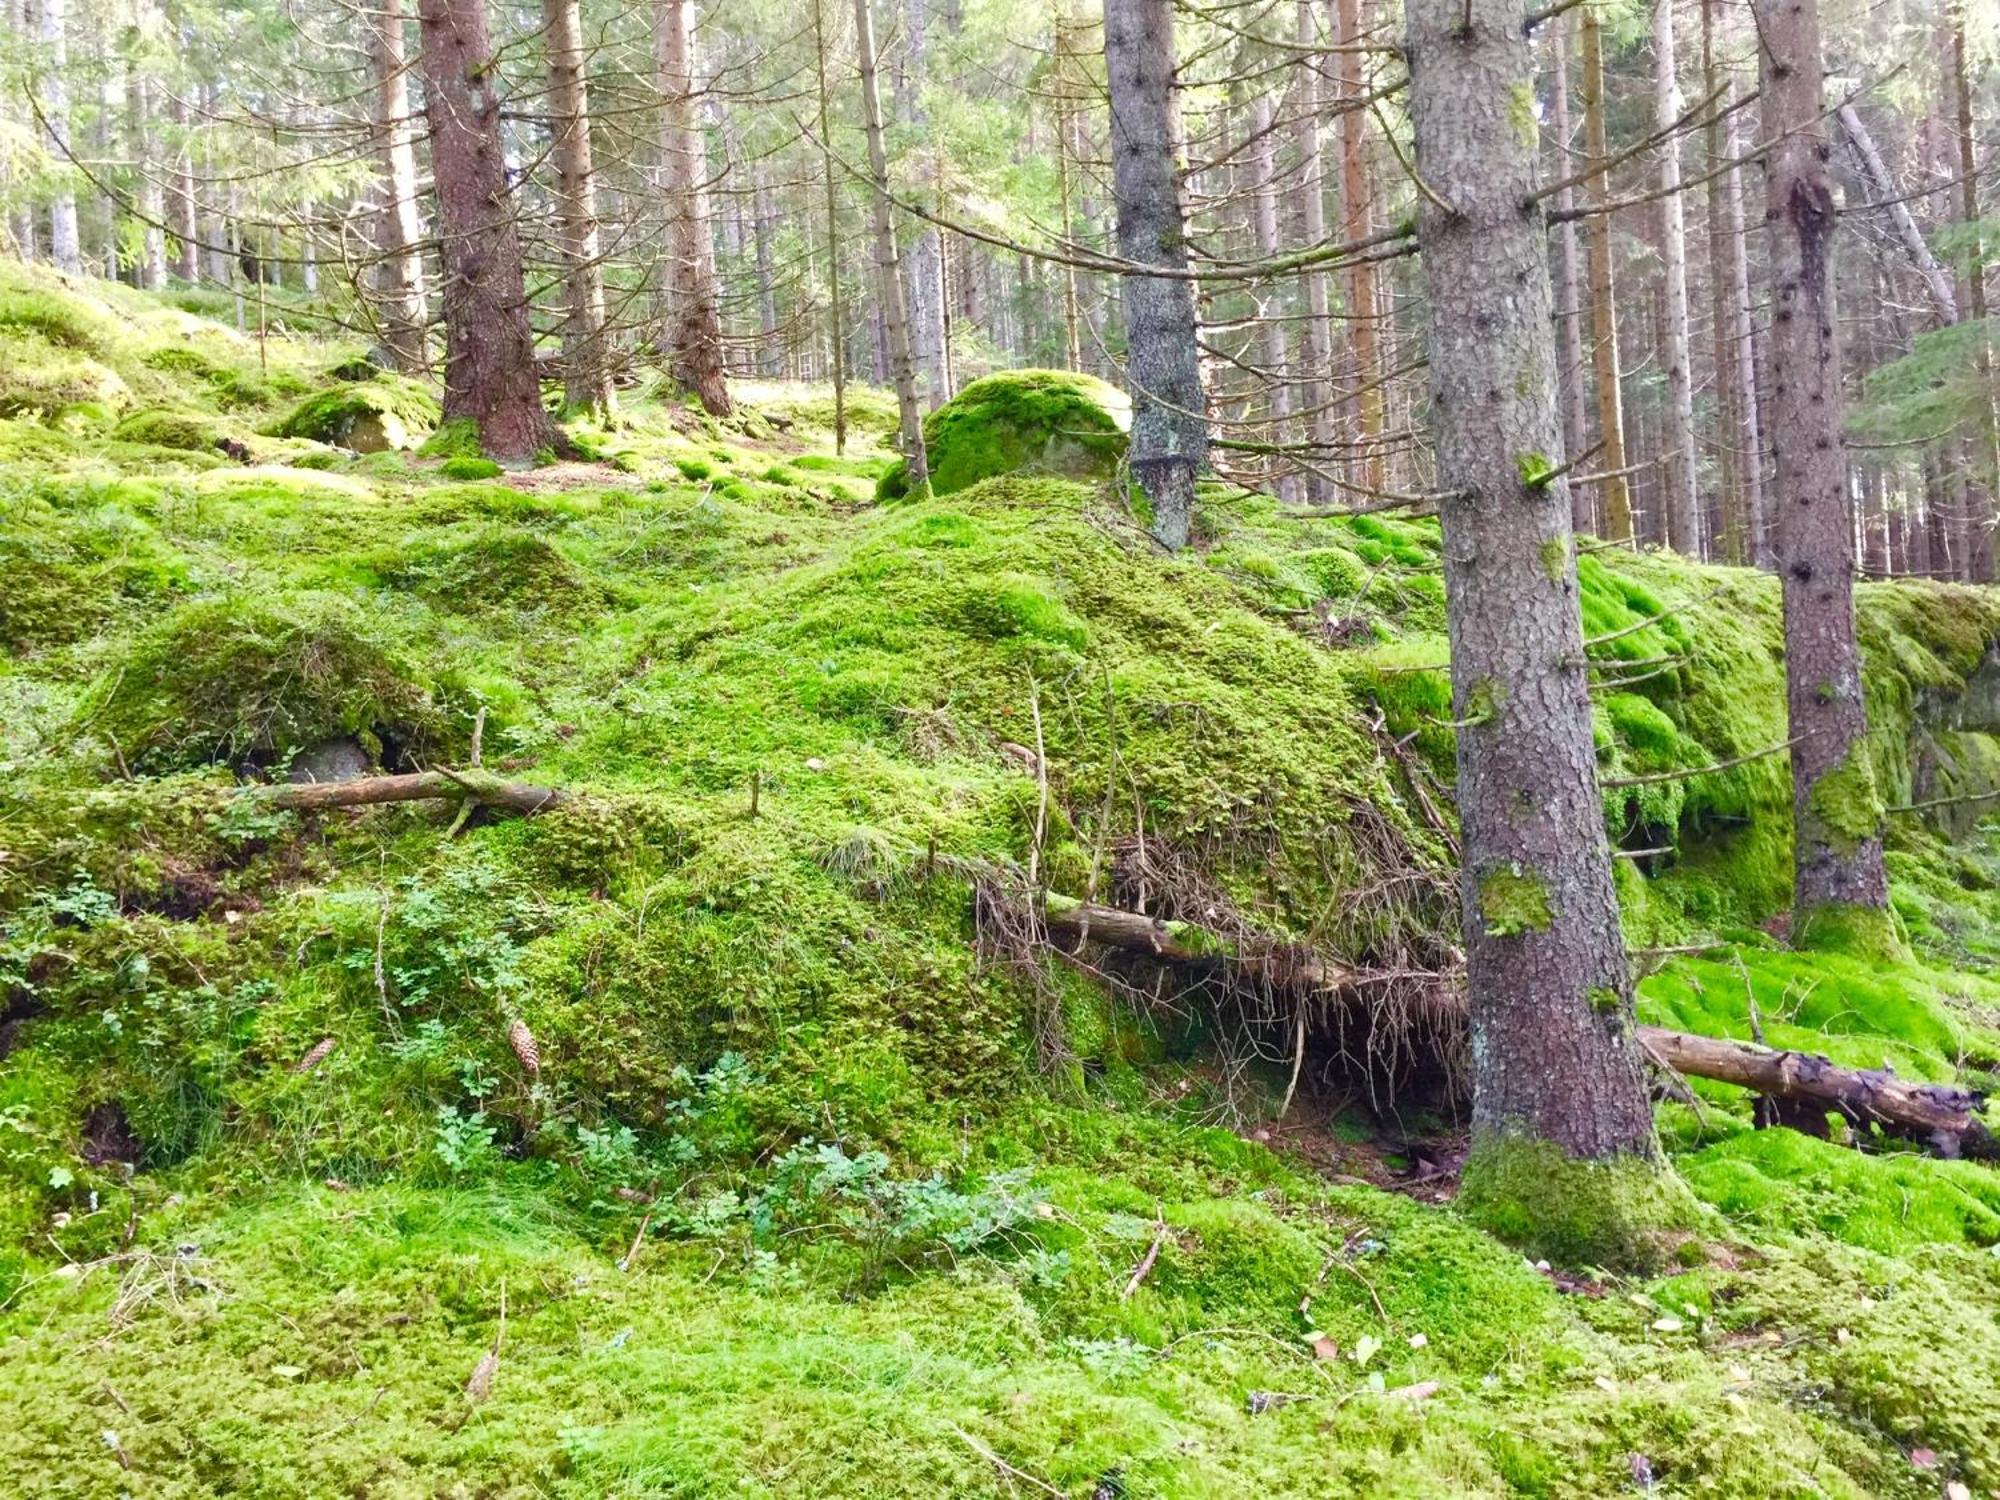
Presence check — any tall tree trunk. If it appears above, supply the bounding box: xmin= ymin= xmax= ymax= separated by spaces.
xmin=131 ymin=49 xmax=167 ymax=291
xmin=417 ymin=0 xmax=561 ymax=461
xmin=1836 ymin=104 xmax=1957 ymax=325
xmin=1552 ymin=16 xmax=1591 ymax=532
xmin=1293 ymin=0 xmax=1335 ymax=503
xmin=811 ymin=0 xmax=848 ymax=452
xmin=1334 ymin=0 xmax=1383 ymax=492
xmin=1755 ymin=0 xmax=1892 ymax=952
xmin=1949 ymin=2 xmax=1998 ymax=579
xmin=1653 ymin=0 xmax=1700 ymax=554
xmin=6 ymin=0 xmax=34 ymax=260
xmin=1105 ymin=0 xmax=1207 ymax=549
xmin=41 ymin=0 xmax=80 ymax=275
xmin=1579 ymin=7 xmax=1631 ymax=541
xmin=1054 ymin=14 xmax=1084 ymax=372
xmin=370 ymin=0 xmax=428 ymax=369
xmin=1404 ymin=0 xmax=1665 ymax=1245
xmin=901 ymin=0 xmax=949 ymax=407
xmin=854 ymin=0 xmax=927 ymax=486
xmin=658 ymin=0 xmax=730 ymax=416
xmin=752 ymin=169 xmax=780 ymax=375
xmin=1701 ymin=0 xmax=1742 ymax=561
xmin=1720 ymin=93 xmax=1767 ymax=566
xmin=544 ymin=0 xmax=613 ymax=415
xmin=169 ymin=87 xmax=195 ymax=281
xmin=1250 ymin=91 xmax=1297 ymax=502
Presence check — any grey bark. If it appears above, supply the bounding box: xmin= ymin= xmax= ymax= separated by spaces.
xmin=41 ymin=0 xmax=79 ymax=274
xmin=1404 ymin=0 xmax=1657 ymax=1156
xmin=1835 ymin=104 xmax=1957 ymax=326
xmin=169 ymin=87 xmax=193 ymax=281
xmin=1719 ymin=95 xmax=1768 ymax=566
xmin=544 ymin=0 xmax=614 ymax=415
xmin=901 ymin=0 xmax=949 ymax=407
xmin=131 ymin=59 xmax=166 ymax=290
xmin=854 ymin=0 xmax=928 ymax=487
xmin=1755 ymin=0 xmax=1890 ymax=927
xmin=1249 ymin=92 xmax=1297 ymax=502
xmin=658 ymin=0 xmax=731 ymax=415
xmin=1653 ymin=0 xmax=1701 ymax=555
xmin=1551 ymin=18 xmax=1590 ymax=530
xmin=1105 ymin=0 xmax=1208 ymax=549
xmin=369 ymin=0 xmax=428 ymax=369
xmin=1292 ymin=0 xmax=1334 ymax=504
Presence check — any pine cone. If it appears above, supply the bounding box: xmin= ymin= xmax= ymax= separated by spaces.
xmin=507 ymin=1019 xmax=540 ymax=1076
xmin=294 ymin=1036 xmax=336 ymax=1074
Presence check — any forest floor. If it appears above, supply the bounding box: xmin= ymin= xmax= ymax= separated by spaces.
xmin=3 ymin=265 xmax=2000 ymax=1498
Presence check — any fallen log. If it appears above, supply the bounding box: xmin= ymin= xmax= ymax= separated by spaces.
xmin=1636 ymin=1026 xmax=1997 ymax=1161
xmin=246 ymin=768 xmax=565 ymax=816
xmin=1037 ymin=893 xmax=1998 ymax=1162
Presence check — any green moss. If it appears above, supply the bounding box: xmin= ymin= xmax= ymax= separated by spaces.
xmin=1803 ymin=741 xmax=1886 ymax=854
xmin=881 ymin=370 xmax=1131 ymax=502
xmin=1538 ymin=535 xmax=1567 ymax=583
xmin=1791 ymin=901 xmax=1911 ymax=961
xmin=270 ymin=377 xmax=439 ymax=451
xmin=110 ymin=408 xmax=224 ymax=451
xmin=438 ymin=454 xmax=503 ymax=481
xmin=1459 ymin=1135 xmax=1702 ymax=1270
xmin=417 ymin=417 xmax=483 ymax=459
xmin=70 ymin=592 xmax=449 ymax=771
xmin=1477 ymin=863 xmax=1553 ymax=936
xmin=1515 ymin=451 xmax=1554 ymax=488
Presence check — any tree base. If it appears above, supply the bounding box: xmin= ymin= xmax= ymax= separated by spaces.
xmin=1457 ymin=1134 xmax=1707 ymax=1272
xmin=1792 ymin=902 xmax=1911 ymax=963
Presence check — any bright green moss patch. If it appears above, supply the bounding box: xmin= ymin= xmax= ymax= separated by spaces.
xmin=70 ymin=593 xmax=450 ymax=771
xmin=109 ymin=408 xmax=226 ymax=451
xmin=1476 ymin=863 xmax=1552 ymax=936
xmin=270 ymin=377 xmax=439 ymax=452
xmin=1458 ymin=1136 xmax=1702 ymax=1270
xmin=1804 ymin=742 xmax=1887 ymax=853
xmin=438 ymin=454 xmax=503 ymax=480
xmin=877 ymin=370 xmax=1129 ymax=500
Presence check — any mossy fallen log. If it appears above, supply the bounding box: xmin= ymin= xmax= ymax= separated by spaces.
xmin=247 ymin=768 xmax=564 ymax=816
xmin=1038 ymin=894 xmax=1998 ymax=1161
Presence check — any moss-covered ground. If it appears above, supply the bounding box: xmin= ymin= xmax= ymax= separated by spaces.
xmin=4 ymin=265 xmax=2000 ymax=1496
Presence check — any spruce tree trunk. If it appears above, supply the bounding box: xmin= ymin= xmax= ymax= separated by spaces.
xmin=658 ymin=0 xmax=730 ymax=416
xmin=1292 ymin=0 xmax=1334 ymax=504
xmin=1105 ymin=0 xmax=1207 ymax=549
xmin=132 ymin=62 xmax=167 ymax=291
xmin=811 ymin=0 xmax=848 ymax=452
xmin=1551 ymin=17 xmax=1591 ymax=531
xmin=1949 ymin=4 xmax=1997 ymax=579
xmin=1702 ymin=0 xmax=1740 ymax=562
xmin=41 ymin=0 xmax=80 ymax=275
xmin=1579 ymin=7 xmax=1631 ymax=541
xmin=901 ymin=0 xmax=949 ymax=408
xmin=370 ymin=0 xmax=428 ymax=369
xmin=1653 ymin=0 xmax=1700 ymax=555
xmin=1404 ymin=0 xmax=1659 ymax=1177
xmin=543 ymin=0 xmax=613 ymax=416
xmin=1249 ymin=92 xmax=1297 ymax=502
xmin=1720 ymin=96 xmax=1767 ymax=566
xmin=169 ymin=88 xmax=195 ymax=281
xmin=1335 ymin=0 xmax=1384 ymax=492
xmin=1755 ymin=0 xmax=1892 ymax=949
xmin=854 ymin=0 xmax=927 ymax=487
xmin=417 ymin=0 xmax=560 ymax=461
xmin=753 ymin=170 xmax=780 ymax=375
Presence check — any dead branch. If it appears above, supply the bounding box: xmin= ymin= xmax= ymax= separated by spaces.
xmin=246 ymin=768 xmax=566 ymax=816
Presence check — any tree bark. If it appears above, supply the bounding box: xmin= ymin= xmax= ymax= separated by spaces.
xmin=752 ymin=168 xmax=780 ymax=376
xmin=1653 ymin=0 xmax=1701 ymax=555
xmin=1551 ymin=17 xmax=1592 ymax=532
xmin=1249 ymin=92 xmax=1298 ymax=502
xmin=1948 ymin=3 xmax=1998 ymax=580
xmin=1292 ymin=0 xmax=1335 ymax=504
xmin=1720 ymin=93 xmax=1768 ymax=566
xmin=1702 ymin=0 xmax=1741 ymax=563
xmin=1404 ymin=0 xmax=1657 ymax=1159
xmin=1579 ymin=7 xmax=1631 ymax=541
xmin=417 ymin=0 xmax=561 ymax=461
xmin=543 ymin=0 xmax=614 ymax=416
xmin=1105 ymin=0 xmax=1208 ymax=549
xmin=249 ymin=769 xmax=565 ymax=816
xmin=369 ymin=0 xmax=428 ymax=369
xmin=1835 ymin=104 xmax=1957 ymax=326
xmin=854 ymin=0 xmax=928 ymax=487
xmin=658 ymin=0 xmax=731 ymax=416
xmin=811 ymin=0 xmax=849 ymax=452
xmin=1335 ymin=0 xmax=1384 ymax=493
xmin=40 ymin=0 xmax=79 ymax=275
xmin=131 ymin=54 xmax=167 ymax=291
xmin=901 ymin=0 xmax=950 ymax=408
xmin=1755 ymin=0 xmax=1891 ymax=943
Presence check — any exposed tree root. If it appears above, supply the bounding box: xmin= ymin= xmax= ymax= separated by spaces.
xmin=245 ymin=768 xmax=565 ymax=816
xmin=1035 ymin=894 xmax=1998 ymax=1162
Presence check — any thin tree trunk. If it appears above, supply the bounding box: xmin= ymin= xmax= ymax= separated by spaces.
xmin=752 ymin=170 xmax=780 ymax=375
xmin=41 ymin=0 xmax=79 ymax=275
xmin=169 ymin=87 xmax=195 ymax=281
xmin=658 ymin=0 xmax=730 ymax=416
xmin=1949 ymin=3 xmax=1997 ymax=579
xmin=1054 ymin=14 xmax=1084 ymax=372
xmin=1756 ymin=0 xmax=1891 ymax=949
xmin=417 ymin=0 xmax=561 ymax=461
xmin=901 ymin=0 xmax=949 ymax=407
xmin=1293 ymin=0 xmax=1334 ymax=503
xmin=1552 ymin=17 xmax=1591 ymax=531
xmin=1654 ymin=0 xmax=1700 ymax=554
xmin=1836 ymin=104 xmax=1957 ymax=325
xmin=811 ymin=0 xmax=848 ymax=452
xmin=1702 ymin=0 xmax=1741 ymax=561
xmin=1249 ymin=92 xmax=1297 ymax=502
xmin=1334 ymin=0 xmax=1383 ymax=492
xmin=1404 ymin=0 xmax=1660 ymax=1182
xmin=1721 ymin=92 xmax=1767 ymax=566
xmin=544 ymin=0 xmax=613 ymax=415
xmin=854 ymin=0 xmax=927 ymax=486
xmin=370 ymin=0 xmax=428 ymax=369
xmin=1105 ymin=0 xmax=1208 ymax=549
xmin=1579 ymin=7 xmax=1632 ymax=541
xmin=131 ymin=55 xmax=167 ymax=291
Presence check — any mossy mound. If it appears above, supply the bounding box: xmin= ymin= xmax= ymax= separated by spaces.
xmin=109 ymin=408 xmax=228 ymax=452
xmin=70 ymin=593 xmax=449 ymax=772
xmin=379 ymin=527 xmax=613 ymax=617
xmin=269 ymin=376 xmax=440 ymax=452
xmin=876 ymin=370 xmax=1130 ymax=500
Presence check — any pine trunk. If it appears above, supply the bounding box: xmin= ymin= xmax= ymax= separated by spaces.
xmin=1404 ymin=0 xmax=1657 ymax=1167
xmin=1949 ymin=5 xmax=1998 ymax=579
xmin=1105 ymin=0 xmax=1208 ymax=549
xmin=1292 ymin=0 xmax=1334 ymax=503
xmin=543 ymin=0 xmax=613 ymax=416
xmin=1756 ymin=0 xmax=1892 ymax=947
xmin=658 ymin=0 xmax=731 ymax=416
xmin=370 ymin=0 xmax=428 ymax=369
xmin=1335 ymin=0 xmax=1384 ymax=493
xmin=42 ymin=0 xmax=80 ymax=275
xmin=1579 ymin=8 xmax=1631 ymax=541
xmin=417 ymin=0 xmax=560 ymax=461
xmin=854 ymin=0 xmax=928 ymax=486
xmin=1249 ymin=92 xmax=1297 ymax=502
xmin=1551 ymin=18 xmax=1591 ymax=531
xmin=1653 ymin=0 xmax=1700 ymax=554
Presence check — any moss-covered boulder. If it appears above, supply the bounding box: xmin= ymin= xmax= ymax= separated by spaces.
xmin=876 ymin=370 xmax=1129 ymax=500
xmin=109 ymin=409 xmax=225 ymax=452
xmin=269 ymin=376 xmax=440 ymax=452
xmin=72 ymin=593 xmax=449 ymax=771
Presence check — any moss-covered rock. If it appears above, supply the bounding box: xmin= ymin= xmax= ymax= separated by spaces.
xmin=269 ymin=377 xmax=440 ymax=451
xmin=70 ymin=593 xmax=449 ymax=771
xmin=876 ymin=370 xmax=1129 ymax=500
xmin=109 ymin=409 xmax=227 ymax=452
